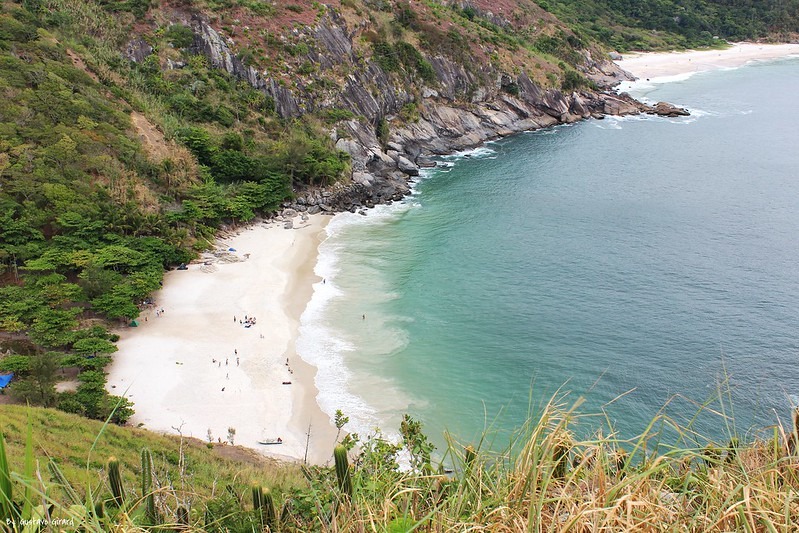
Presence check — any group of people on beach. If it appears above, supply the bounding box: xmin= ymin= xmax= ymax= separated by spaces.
xmin=234 ymin=315 xmax=257 ymax=328
xmin=142 ymin=306 xmax=166 ymax=323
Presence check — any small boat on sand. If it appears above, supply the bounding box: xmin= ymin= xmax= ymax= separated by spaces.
xmin=258 ymin=438 xmax=283 ymax=445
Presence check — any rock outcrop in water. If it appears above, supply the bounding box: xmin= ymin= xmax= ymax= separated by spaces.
xmin=131 ymin=8 xmax=688 ymax=214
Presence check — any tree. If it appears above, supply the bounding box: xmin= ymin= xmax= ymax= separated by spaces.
xmin=71 ymin=337 xmax=117 ymax=356
xmin=9 ymin=351 xmax=61 ymax=407
xmin=79 ymin=264 xmax=123 ymax=299
xmin=91 ymin=284 xmax=140 ymax=320
xmin=71 ymin=371 xmax=107 ymax=419
xmin=175 ymin=126 xmax=216 ymax=165
xmin=28 ymin=308 xmax=81 ymax=348
xmin=335 ymin=409 xmax=349 ymax=443
xmin=400 ymin=414 xmax=435 ymax=473
xmin=0 ymin=354 xmax=31 ymax=373
xmin=107 ymin=395 xmax=135 ymax=424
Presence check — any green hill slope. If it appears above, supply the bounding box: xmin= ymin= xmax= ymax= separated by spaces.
xmin=0 ymin=404 xmax=306 ymax=530
xmin=540 ymin=0 xmax=799 ymax=50
xmin=0 ymin=404 xmax=302 ymax=494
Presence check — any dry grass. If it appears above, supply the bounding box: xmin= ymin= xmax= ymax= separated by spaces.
xmin=3 ymin=399 xmax=799 ymax=530
xmin=323 ymin=396 xmax=799 ymax=532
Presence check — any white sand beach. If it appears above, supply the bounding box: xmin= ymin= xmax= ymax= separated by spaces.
xmin=618 ymin=42 xmax=799 ymax=81
xmin=106 ymin=214 xmax=337 ymax=464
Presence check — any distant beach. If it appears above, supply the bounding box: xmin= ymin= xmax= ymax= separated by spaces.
xmin=617 ymin=42 xmax=799 ymax=81
xmin=106 ymin=214 xmax=337 ymax=464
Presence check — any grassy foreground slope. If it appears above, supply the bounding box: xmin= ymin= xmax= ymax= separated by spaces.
xmin=3 ymin=402 xmax=799 ymax=531
xmin=0 ymin=405 xmax=303 ymax=497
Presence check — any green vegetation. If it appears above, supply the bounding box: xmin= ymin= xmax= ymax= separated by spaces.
xmin=164 ymin=24 xmax=194 ymax=49
xmin=0 ymin=0 xmax=349 ymax=422
xmin=3 ymin=400 xmax=799 ymax=531
xmin=371 ymin=40 xmax=436 ymax=84
xmin=0 ymin=406 xmax=304 ymax=527
xmin=538 ymin=0 xmax=799 ymax=51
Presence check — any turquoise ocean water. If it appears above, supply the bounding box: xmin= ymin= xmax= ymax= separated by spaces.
xmin=297 ymin=57 xmax=799 ymax=448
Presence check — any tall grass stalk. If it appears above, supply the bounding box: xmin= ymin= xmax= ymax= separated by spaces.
xmin=3 ymin=394 xmax=799 ymax=530
xmin=0 ymin=431 xmax=14 ymax=524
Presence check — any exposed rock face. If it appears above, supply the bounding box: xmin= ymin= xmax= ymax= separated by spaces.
xmin=125 ymin=39 xmax=153 ymax=63
xmin=187 ymin=14 xmax=303 ymax=117
xmin=162 ymin=9 xmax=687 ymax=215
xmin=581 ymin=50 xmax=635 ymax=87
xmin=652 ymin=101 xmax=691 ymax=117
xmin=396 ymin=156 xmax=420 ymax=176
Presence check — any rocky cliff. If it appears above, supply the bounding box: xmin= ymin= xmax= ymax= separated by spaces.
xmin=127 ymin=4 xmax=688 ymax=214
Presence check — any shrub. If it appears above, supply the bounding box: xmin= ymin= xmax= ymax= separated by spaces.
xmin=561 ymin=70 xmax=588 ymax=91
xmin=297 ymin=60 xmax=315 ymax=75
xmin=321 ymin=108 xmax=356 ymax=124
xmin=372 ymin=41 xmax=398 ymax=72
xmin=210 ymin=150 xmax=256 ymax=183
xmin=165 ymin=24 xmax=194 ymax=48
xmin=175 ymin=127 xmax=216 ymax=165
xmin=214 ymin=105 xmax=236 ymax=127
xmin=503 ymin=82 xmax=520 ymax=96
xmin=399 ymin=102 xmax=419 ymax=122
xmin=376 ymin=118 xmax=389 ymax=147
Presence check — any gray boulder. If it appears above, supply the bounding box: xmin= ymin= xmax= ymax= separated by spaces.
xmin=397 ymin=156 xmax=420 ymax=176
xmin=651 ymin=101 xmax=690 ymax=117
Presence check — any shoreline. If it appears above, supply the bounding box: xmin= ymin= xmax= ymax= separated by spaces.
xmin=616 ymin=42 xmax=799 ymax=82
xmin=103 ymin=42 xmax=799 ymax=465
xmin=106 ymin=214 xmax=337 ymax=465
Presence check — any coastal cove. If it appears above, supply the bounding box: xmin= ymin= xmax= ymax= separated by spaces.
xmin=107 ymin=47 xmax=799 ymax=462
xmin=300 ymin=54 xmax=799 ymax=449
xmin=6 ymin=0 xmax=799 ymax=525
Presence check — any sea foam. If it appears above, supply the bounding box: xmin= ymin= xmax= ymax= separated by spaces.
xmin=297 ymin=200 xmax=421 ymax=440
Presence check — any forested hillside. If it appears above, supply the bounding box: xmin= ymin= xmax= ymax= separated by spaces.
xmin=0 ymin=0 xmax=797 ymax=425
xmin=0 ymin=0 xmax=348 ymax=421
xmin=541 ymin=0 xmax=799 ymax=50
